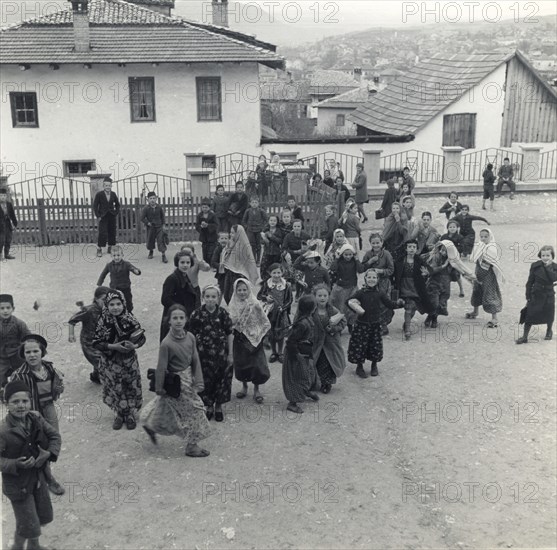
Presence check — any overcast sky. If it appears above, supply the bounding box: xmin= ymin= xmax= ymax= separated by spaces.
xmin=2 ymin=0 xmax=556 ymax=46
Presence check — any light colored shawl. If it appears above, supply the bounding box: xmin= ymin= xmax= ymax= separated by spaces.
xmin=228 ymin=278 xmax=271 ymax=348
xmin=223 ymin=225 xmax=259 ymax=283
xmin=470 ymin=228 xmax=505 ymax=285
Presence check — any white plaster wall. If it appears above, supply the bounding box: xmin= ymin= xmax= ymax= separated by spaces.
xmin=0 ymin=62 xmax=263 ymax=181
xmin=316 ymin=106 xmax=358 ymax=135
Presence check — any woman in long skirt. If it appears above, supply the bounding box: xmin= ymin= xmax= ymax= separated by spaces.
xmin=93 ymin=290 xmax=145 ymax=430
xmin=517 ymin=245 xmax=557 ymax=343
xmin=141 ymin=304 xmax=211 ymax=457
xmin=229 ymin=278 xmax=271 ymax=403
xmin=312 ymin=284 xmax=346 ymax=394
xmin=466 ymin=228 xmax=504 ymax=328
xmin=282 ymin=295 xmax=320 ymax=414
xmin=189 ymin=285 xmax=234 ymax=422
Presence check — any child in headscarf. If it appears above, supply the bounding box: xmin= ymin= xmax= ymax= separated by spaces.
xmin=382 ymin=202 xmax=408 ymax=261
xmin=324 ymin=228 xmax=347 ymax=270
xmin=222 ymin=225 xmax=259 ymax=304
xmin=348 ymin=269 xmax=404 ymax=377
xmin=282 ymin=295 xmax=319 ymax=414
xmin=141 ymin=304 xmax=211 ymax=457
xmin=93 ymin=290 xmax=145 ymax=430
xmin=229 ymin=279 xmax=271 ymax=404
xmin=329 ymin=243 xmax=365 ymax=333
xmin=189 ymin=286 xmax=234 ymax=422
xmin=466 ymin=228 xmax=505 ymax=328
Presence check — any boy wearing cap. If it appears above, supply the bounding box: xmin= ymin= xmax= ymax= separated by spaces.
xmin=195 ymin=198 xmax=219 ymax=264
xmin=141 ymin=191 xmax=167 ymax=263
xmin=1 ymin=379 xmax=61 ymax=550
xmin=0 ymin=294 xmax=30 ymax=389
xmin=0 ymin=187 xmax=18 ymax=260
xmin=92 ymin=177 xmax=120 ymax=257
xmin=293 ymin=250 xmax=331 ymax=295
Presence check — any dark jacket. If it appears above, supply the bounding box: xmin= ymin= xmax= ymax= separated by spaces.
xmin=321 ymin=215 xmax=339 ymax=242
xmin=262 ymin=226 xmax=285 ymax=257
xmin=227 ymin=192 xmax=249 ymax=221
xmin=195 ymin=211 xmax=218 ymax=243
xmin=97 ymin=260 xmax=141 ymax=289
xmin=380 ymin=187 xmax=398 ymax=217
xmin=161 ymin=269 xmax=198 ymax=317
xmin=282 ymin=231 xmax=311 ymax=261
xmin=439 ymin=201 xmax=463 ymax=220
xmin=141 ymin=204 xmax=165 ymax=227
xmin=211 ymin=195 xmax=230 ymax=220
xmin=10 ymin=361 xmax=63 ymax=414
xmin=352 ymin=171 xmax=368 ymax=203
xmin=482 ymin=169 xmax=496 ymax=186
xmin=330 ymin=257 xmax=365 ymax=288
xmin=0 ymin=201 xmax=18 ymax=229
xmin=523 ymin=260 xmax=557 ymax=325
xmin=0 ymin=411 xmax=61 ymax=502
xmin=453 ymin=213 xmax=489 ymax=237
xmin=0 ymin=315 xmax=30 ymax=361
xmin=93 ymin=190 xmax=120 ymax=219
xmin=293 ymin=256 xmax=331 ymax=292
xmin=349 ymin=287 xmax=401 ymax=325
xmin=242 ymin=207 xmax=268 ymax=233
xmin=498 ymin=164 xmax=514 ymax=180
xmin=394 ymin=255 xmax=434 ymax=313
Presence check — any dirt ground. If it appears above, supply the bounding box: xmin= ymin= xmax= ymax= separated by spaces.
xmin=1 ymin=192 xmax=556 ymax=549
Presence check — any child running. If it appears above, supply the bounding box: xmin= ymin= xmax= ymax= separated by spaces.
xmin=439 ymin=192 xmax=463 ymax=220
xmin=466 ymin=228 xmax=505 ymax=328
xmin=257 ymin=263 xmax=293 ymax=363
xmin=0 ymin=380 xmax=61 ymax=550
xmin=68 ymin=286 xmax=111 ymax=384
xmin=97 ymin=245 xmax=141 ymax=312
xmin=453 ymin=205 xmax=490 ymax=259
xmin=517 ymin=245 xmax=557 ymax=344
xmin=361 ymin=233 xmax=395 ymax=334
xmin=348 ymin=270 xmax=404 ymax=377
xmin=394 ymin=240 xmax=435 ymax=341
xmin=329 ymin=243 xmax=365 ymax=334
xmin=229 ymin=279 xmax=271 ymax=404
xmin=282 ymin=295 xmax=319 ymax=414
xmin=189 ymin=286 xmax=234 ymax=422
xmin=141 ymin=304 xmax=211 ymax=457
xmin=93 ymin=290 xmax=145 ymax=430
xmin=312 ymin=284 xmax=346 ymax=393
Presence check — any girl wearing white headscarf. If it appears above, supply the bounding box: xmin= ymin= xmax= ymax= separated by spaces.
xmin=229 ymin=278 xmax=272 ymax=404
xmin=466 ymin=228 xmax=504 ymax=327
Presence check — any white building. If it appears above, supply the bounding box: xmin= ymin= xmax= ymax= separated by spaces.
xmin=0 ymin=0 xmax=284 ymax=182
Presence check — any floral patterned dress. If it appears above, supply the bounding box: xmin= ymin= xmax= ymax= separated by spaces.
xmin=188 ymin=305 xmax=234 ymax=408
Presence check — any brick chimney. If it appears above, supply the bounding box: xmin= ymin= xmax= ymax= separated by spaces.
xmin=212 ymin=0 xmax=229 ymax=27
xmin=70 ymin=0 xmax=90 ymax=53
xmin=353 ymin=67 xmax=362 ymax=83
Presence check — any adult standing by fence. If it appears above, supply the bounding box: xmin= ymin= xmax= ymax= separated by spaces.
xmin=351 ymin=163 xmax=368 ymax=224
xmin=93 ymin=177 xmax=120 ymax=258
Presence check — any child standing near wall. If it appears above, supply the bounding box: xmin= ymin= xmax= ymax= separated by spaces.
xmin=212 ymin=185 xmax=230 ymax=233
xmin=0 ymin=186 xmax=18 ymax=261
xmin=482 ymin=163 xmax=496 ymax=211
xmin=195 ymin=198 xmax=219 ymax=264
xmin=243 ymin=196 xmax=268 ymax=267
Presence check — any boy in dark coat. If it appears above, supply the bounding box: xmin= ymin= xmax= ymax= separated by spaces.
xmin=210 ymin=232 xmax=230 ymax=296
xmin=92 ymin=177 xmax=120 ymax=257
xmin=293 ymin=250 xmax=331 ymax=294
xmin=482 ymin=163 xmax=496 ymax=211
xmin=227 ymin=181 xmax=249 ymax=228
xmin=196 ymin=198 xmax=218 ymax=264
xmin=351 ymin=163 xmax=368 ymax=223
xmin=141 ymin=191 xmax=167 ymax=263
xmin=394 ymin=239 xmax=434 ymax=340
xmin=0 ymin=294 xmax=30 ymax=389
xmin=320 ymin=205 xmax=339 ymax=254
xmin=0 ymin=380 xmax=61 ymax=550
xmin=0 ymin=187 xmax=18 ymax=260
xmin=242 ymin=196 xmax=268 ymax=266
xmin=496 ymin=157 xmax=515 ymax=199
xmin=211 ymin=185 xmax=230 ymax=233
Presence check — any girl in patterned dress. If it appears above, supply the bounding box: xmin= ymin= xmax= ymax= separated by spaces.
xmin=229 ymin=279 xmax=271 ymax=404
xmin=347 ymin=270 xmax=404 ymax=378
xmin=188 ymin=285 xmax=234 ymax=422
xmin=312 ymin=284 xmax=346 ymax=394
xmin=466 ymin=228 xmax=505 ymax=328
xmin=141 ymin=304 xmax=211 ymax=457
xmin=257 ymin=264 xmax=293 ymax=364
xmin=93 ymin=290 xmax=145 ymax=430
xmin=282 ymin=295 xmax=320 ymax=414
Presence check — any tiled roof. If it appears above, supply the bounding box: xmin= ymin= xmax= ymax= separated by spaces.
xmin=0 ymin=0 xmax=285 ymax=68
xmin=317 ymin=85 xmax=376 ymax=109
xmin=128 ymin=0 xmax=174 ymax=6
xmin=310 ymin=69 xmax=362 ymax=89
xmin=260 ymin=80 xmax=311 ymax=102
xmin=348 ymin=53 xmax=518 ymax=135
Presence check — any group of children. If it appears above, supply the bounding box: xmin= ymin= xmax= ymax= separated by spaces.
xmin=0 ymin=163 xmax=555 ymax=549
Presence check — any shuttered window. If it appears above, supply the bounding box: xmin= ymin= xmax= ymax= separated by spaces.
xmin=196 ymin=77 xmax=222 ymax=121
xmin=129 ymin=77 xmax=155 ymax=122
xmin=336 ymin=114 xmax=346 ymax=126
xmin=443 ymin=113 xmax=476 ymax=149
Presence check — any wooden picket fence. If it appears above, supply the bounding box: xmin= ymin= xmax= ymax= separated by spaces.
xmin=11 ymin=194 xmax=329 ymax=247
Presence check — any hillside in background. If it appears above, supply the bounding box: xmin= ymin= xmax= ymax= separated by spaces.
xmin=279 ymin=14 xmax=557 ymax=77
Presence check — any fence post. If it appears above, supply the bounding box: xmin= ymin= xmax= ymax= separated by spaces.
xmin=441 ymin=146 xmax=464 ymax=183
xmin=189 ymin=169 xmax=213 ymax=199
xmin=184 ymin=153 xmax=207 ymax=180
xmin=134 ymin=198 xmax=143 ymax=244
xmin=285 ymin=166 xmax=311 ymax=197
xmin=361 ymin=149 xmax=382 ymax=190
xmin=36 ymin=198 xmax=48 ymax=246
xmin=519 ymin=145 xmax=542 ymax=182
